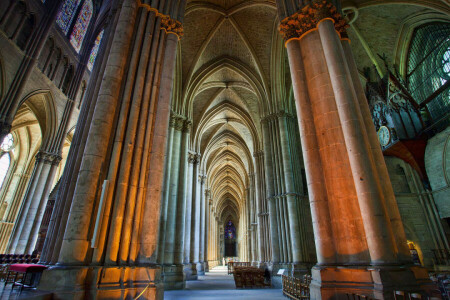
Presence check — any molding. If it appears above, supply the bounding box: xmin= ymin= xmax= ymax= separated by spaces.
xmin=279 ymin=0 xmax=349 ymax=46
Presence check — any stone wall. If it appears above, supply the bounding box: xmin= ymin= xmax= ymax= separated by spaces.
xmin=425 ymin=127 xmax=450 ymax=219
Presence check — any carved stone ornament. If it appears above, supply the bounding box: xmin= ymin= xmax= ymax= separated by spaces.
xmin=160 ymin=15 xmax=184 ymax=39
xmin=138 ymin=1 xmax=184 ymax=39
xmin=279 ymin=0 xmax=349 ymax=43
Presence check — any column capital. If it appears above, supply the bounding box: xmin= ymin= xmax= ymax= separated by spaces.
xmin=279 ymin=0 xmax=349 ymax=43
xmin=253 ymin=150 xmax=263 ymax=158
xmin=198 ymin=174 xmax=206 ymax=184
xmin=188 ymin=152 xmax=200 ymax=165
xmin=138 ymin=2 xmax=184 ymax=39
xmin=36 ymin=151 xmax=62 ymax=165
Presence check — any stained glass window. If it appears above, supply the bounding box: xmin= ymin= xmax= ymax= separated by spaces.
xmin=0 ymin=153 xmax=11 ymax=190
xmin=56 ymin=0 xmax=82 ymax=34
xmin=1 ymin=134 xmax=14 ymax=152
xmin=69 ymin=0 xmax=93 ymax=53
xmin=224 ymin=220 xmax=236 ymax=239
xmin=87 ymin=30 xmax=104 ymax=71
xmin=407 ymin=22 xmax=450 ymax=121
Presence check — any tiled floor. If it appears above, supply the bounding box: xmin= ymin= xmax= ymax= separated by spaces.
xmin=164 ymin=266 xmax=285 ymax=300
xmin=0 ymin=283 xmax=51 ymax=300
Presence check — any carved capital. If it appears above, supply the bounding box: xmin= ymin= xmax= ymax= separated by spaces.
xmin=188 ymin=152 xmax=200 ymax=165
xmin=279 ymin=0 xmax=349 ymax=42
xmin=183 ymin=120 xmax=192 ymax=133
xmin=36 ymin=151 xmax=62 ymax=165
xmin=160 ymin=15 xmax=184 ymax=39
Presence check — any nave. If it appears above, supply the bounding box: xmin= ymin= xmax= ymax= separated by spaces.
xmin=164 ymin=266 xmax=285 ymax=300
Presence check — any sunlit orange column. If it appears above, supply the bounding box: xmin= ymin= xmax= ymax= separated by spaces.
xmin=280 ymin=1 xmax=427 ymax=298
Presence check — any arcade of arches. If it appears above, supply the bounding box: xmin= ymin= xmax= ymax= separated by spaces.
xmin=0 ymin=0 xmax=449 ymax=299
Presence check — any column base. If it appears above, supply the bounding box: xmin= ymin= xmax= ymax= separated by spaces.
xmin=162 ymin=264 xmax=185 ymax=290
xmin=184 ymin=263 xmax=198 ymax=280
xmin=38 ymin=265 xmax=163 ymax=300
xmin=269 ymin=263 xmax=292 ymax=288
xmin=310 ymin=264 xmax=434 ymax=300
xmin=196 ymin=262 xmax=205 ymax=275
xmin=203 ymin=261 xmax=209 ymax=272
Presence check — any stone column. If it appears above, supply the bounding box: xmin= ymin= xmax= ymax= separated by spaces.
xmin=279 ymin=1 xmax=428 ymax=298
xmin=261 ymin=120 xmax=281 ymax=265
xmin=8 ymin=151 xmax=61 ymax=254
xmin=278 ymin=113 xmax=303 ymax=264
xmin=197 ymin=175 xmax=206 ymax=274
xmin=184 ymin=152 xmax=198 ymax=279
xmin=38 ymin=2 xmax=185 ymax=298
xmin=188 ymin=156 xmax=201 ymax=279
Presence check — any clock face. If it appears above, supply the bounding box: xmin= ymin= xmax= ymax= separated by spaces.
xmin=378 ymin=126 xmax=391 ymax=146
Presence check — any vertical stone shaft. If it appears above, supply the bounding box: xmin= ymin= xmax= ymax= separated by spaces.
xmin=163 ymin=125 xmax=182 ymax=264
xmin=138 ymin=33 xmax=179 ymax=262
xmin=157 ymin=125 xmax=174 ymax=263
xmin=318 ymin=20 xmax=397 ymax=264
xmin=190 ymin=162 xmax=200 ymax=271
xmin=24 ymin=160 xmax=59 ymax=253
xmin=105 ymin=10 xmax=158 ymax=264
xmin=341 ymin=40 xmax=411 ymax=262
xmin=174 ymin=128 xmax=189 ymax=265
xmin=286 ymin=38 xmax=336 ymax=265
xmin=57 ymin=0 xmax=138 ymax=264
xmin=184 ymin=156 xmax=194 ymax=263
xmin=261 ymin=121 xmax=280 ymax=263
xmin=300 ymin=30 xmax=369 ymax=264
xmin=198 ymin=176 xmax=206 ymax=272
xmin=278 ymin=115 xmax=303 ymax=263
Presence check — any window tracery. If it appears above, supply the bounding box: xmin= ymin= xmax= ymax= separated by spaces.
xmin=56 ymin=0 xmax=82 ymax=35
xmin=87 ymin=29 xmax=104 ymax=71
xmin=69 ymin=0 xmax=93 ymax=53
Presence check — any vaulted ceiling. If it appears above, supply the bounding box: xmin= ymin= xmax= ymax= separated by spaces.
xmin=175 ymin=0 xmax=450 ymax=225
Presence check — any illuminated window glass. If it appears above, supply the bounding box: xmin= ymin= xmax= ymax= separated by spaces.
xmin=56 ymin=0 xmax=82 ymax=35
xmin=69 ymin=0 xmax=93 ymax=53
xmin=0 ymin=153 xmax=11 ymax=190
xmin=407 ymin=22 xmax=450 ymax=120
xmin=224 ymin=220 xmax=236 ymax=239
xmin=1 ymin=134 xmax=14 ymax=152
xmin=87 ymin=29 xmax=104 ymax=71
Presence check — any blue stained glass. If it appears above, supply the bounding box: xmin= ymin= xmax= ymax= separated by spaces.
xmin=87 ymin=30 xmax=104 ymax=71
xmin=69 ymin=0 xmax=93 ymax=53
xmin=56 ymin=0 xmax=82 ymax=34
xmin=224 ymin=220 xmax=236 ymax=239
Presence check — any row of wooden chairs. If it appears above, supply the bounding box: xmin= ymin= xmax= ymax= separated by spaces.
xmin=228 ymin=262 xmax=251 ymax=275
xmin=282 ymin=274 xmax=310 ymax=300
xmin=0 ymin=253 xmax=39 ymax=264
xmin=233 ymin=266 xmax=270 ymax=288
xmin=346 ymin=290 xmax=442 ymax=300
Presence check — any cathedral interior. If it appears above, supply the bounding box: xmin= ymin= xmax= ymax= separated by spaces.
xmin=0 ymin=0 xmax=449 ymax=299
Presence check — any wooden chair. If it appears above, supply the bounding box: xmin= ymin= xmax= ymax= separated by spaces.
xmin=395 ymin=291 xmax=406 ymax=300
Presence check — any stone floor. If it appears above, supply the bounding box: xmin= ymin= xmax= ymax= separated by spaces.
xmin=164 ymin=266 xmax=285 ymax=300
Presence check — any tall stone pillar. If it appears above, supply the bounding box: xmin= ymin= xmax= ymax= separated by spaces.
xmin=37 ymin=1 xmax=185 ymax=298
xmin=184 ymin=152 xmax=199 ymax=280
xmin=261 ymin=121 xmax=281 ymax=267
xmin=187 ymin=155 xmax=201 ymax=279
xmin=279 ymin=0 xmax=431 ymax=298
xmin=8 ymin=151 xmax=61 ymax=254
xmin=197 ymin=175 xmax=206 ymax=274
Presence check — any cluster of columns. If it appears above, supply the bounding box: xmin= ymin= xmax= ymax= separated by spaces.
xmin=280 ymin=0 xmax=429 ymax=297
xmin=8 ymin=152 xmax=61 ymax=254
xmin=157 ymin=113 xmax=191 ymax=289
xmin=261 ymin=111 xmax=315 ymax=274
xmin=35 ymin=0 xmax=185 ymax=298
